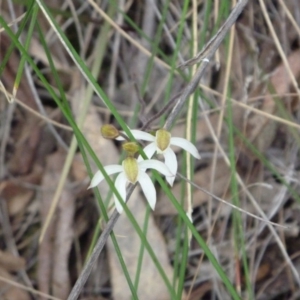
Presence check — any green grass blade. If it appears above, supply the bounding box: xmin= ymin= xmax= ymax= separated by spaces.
xmin=227 ymin=93 xmax=253 ymax=299
xmin=12 ymin=1 xmax=39 ymax=99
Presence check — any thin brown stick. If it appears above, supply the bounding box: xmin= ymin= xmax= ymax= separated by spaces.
xmin=140 ymin=91 xmax=182 ymax=131
xmin=67 ymin=210 xmax=120 ymax=300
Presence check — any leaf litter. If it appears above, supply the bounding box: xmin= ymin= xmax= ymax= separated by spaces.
xmin=0 ymin=1 xmax=300 ymax=299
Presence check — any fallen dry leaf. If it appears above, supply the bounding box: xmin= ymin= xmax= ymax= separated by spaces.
xmin=1 ymin=181 xmax=34 ymax=217
xmin=0 ymin=250 xmax=25 ymax=272
xmin=71 ymin=154 xmax=88 ymax=182
xmin=0 ymin=34 xmax=42 ymax=175
xmin=237 ymin=49 xmax=300 ymax=158
xmin=38 ymin=153 xmax=60 ymax=296
xmin=0 ymin=164 xmax=42 ymax=217
xmin=108 ymin=188 xmax=174 ymax=300
xmin=0 ymin=267 xmax=30 ymax=300
xmin=38 ymin=151 xmax=74 ymax=299
xmin=52 ymin=187 xmax=75 ymax=299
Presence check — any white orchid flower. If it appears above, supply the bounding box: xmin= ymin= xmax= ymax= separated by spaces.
xmin=88 ymin=157 xmax=174 ymax=214
xmin=117 ymin=128 xmax=201 ymax=185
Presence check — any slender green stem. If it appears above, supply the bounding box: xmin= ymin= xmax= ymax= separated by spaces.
xmin=13 ymin=2 xmax=39 ymax=98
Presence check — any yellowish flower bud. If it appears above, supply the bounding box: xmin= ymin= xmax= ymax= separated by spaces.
xmin=122 ymin=142 xmax=139 ymax=156
xmin=156 ymin=129 xmax=171 ymax=151
xmin=101 ymin=124 xmax=120 ymax=139
xmin=123 ymin=157 xmax=139 ymax=183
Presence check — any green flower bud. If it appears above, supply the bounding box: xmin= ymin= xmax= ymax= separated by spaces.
xmin=122 ymin=142 xmax=139 ymax=156
xmin=101 ymin=124 xmax=120 ymax=139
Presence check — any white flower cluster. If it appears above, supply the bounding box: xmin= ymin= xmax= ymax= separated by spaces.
xmin=89 ymin=128 xmax=200 ymax=214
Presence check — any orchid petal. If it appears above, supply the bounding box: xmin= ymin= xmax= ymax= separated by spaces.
xmin=116 ymin=129 xmax=155 ymax=142
xmin=137 ymin=142 xmax=157 ymax=163
xmin=114 ymin=172 xmax=127 ymax=213
xmin=115 ymin=136 xmax=126 ymax=141
xmin=139 ymin=159 xmax=173 ymax=177
xmin=164 ymin=148 xmax=177 ymax=186
xmin=88 ymin=171 xmax=103 ymax=189
xmin=138 ymin=171 xmax=156 ymax=210
xmin=170 ymin=137 xmax=200 ymax=159
xmin=88 ymin=165 xmax=123 ymax=188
